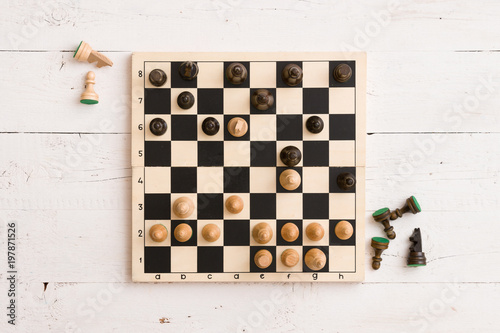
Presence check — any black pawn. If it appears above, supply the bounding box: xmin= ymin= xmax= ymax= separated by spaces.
xmin=333 ymin=63 xmax=352 ymax=83
xmin=281 ymin=63 xmax=303 ymax=86
xmin=280 ymin=146 xmax=302 ymax=167
xmin=226 ymin=62 xmax=248 ymax=85
xmin=202 ymin=117 xmax=220 ymax=136
xmin=251 ymin=89 xmax=274 ymax=111
xmin=178 ymin=61 xmax=199 ymax=80
xmin=306 ymin=116 xmax=324 ymax=134
xmin=337 ymin=172 xmax=356 ymax=190
xmin=149 ymin=69 xmax=167 ymax=87
xmin=177 ymin=91 xmax=195 ymax=110
xmin=149 ymin=118 xmax=167 ymax=136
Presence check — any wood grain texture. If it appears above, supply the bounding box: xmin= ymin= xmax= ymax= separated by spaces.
xmin=0 ymin=0 xmax=499 ymax=331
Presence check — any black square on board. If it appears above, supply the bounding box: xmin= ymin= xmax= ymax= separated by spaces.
xmin=170 ymin=220 xmax=197 ymax=246
xmin=224 ymin=62 xmax=250 ymax=88
xmin=145 ymin=247 xmax=171 ymax=273
xmin=303 ymin=141 xmax=329 ymax=166
xmin=277 ymin=61 xmax=303 ymax=88
xmin=171 ymin=115 xmax=198 ymax=140
xmin=329 ymin=61 xmax=356 ymax=88
xmin=171 ymin=62 xmax=198 ymax=88
xmin=250 ymin=194 xmax=276 ymax=219
xmin=329 ymin=220 xmax=356 ymax=245
xmin=276 ymin=167 xmax=302 ymax=193
xmin=198 ymin=89 xmax=224 ymax=114
xmin=171 ymin=167 xmax=197 ymax=193
xmin=276 ymin=115 xmax=303 ymax=140
xmin=329 ymin=167 xmax=356 ymax=193
xmin=198 ymin=193 xmax=223 ymax=219
xmin=303 ymin=246 xmax=329 ymax=272
xmin=223 ymin=167 xmax=250 ymax=193
xmin=144 ymin=193 xmax=171 ymax=220
xmin=224 ymin=115 xmax=250 ymax=141
xmin=224 ymin=220 xmax=250 ymax=246
xmin=197 ymin=247 xmax=224 ymax=273
xmin=145 ymin=141 xmax=171 ymax=167
xmin=250 ymin=88 xmax=276 ymax=114
xmin=250 ymin=141 xmax=276 ymax=167
xmin=303 ymin=88 xmax=329 ymax=114
xmin=145 ymin=88 xmax=171 ymax=114
xmin=303 ymin=193 xmax=329 ymax=219
xmin=329 ymin=114 xmax=355 ymax=141
xmin=250 ymin=246 xmax=277 ymax=272
xmin=198 ymin=141 xmax=223 ymax=166
xmin=277 ymin=220 xmax=303 ymax=246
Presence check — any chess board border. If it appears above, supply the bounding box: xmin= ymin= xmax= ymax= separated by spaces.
xmin=131 ymin=52 xmax=366 ymax=282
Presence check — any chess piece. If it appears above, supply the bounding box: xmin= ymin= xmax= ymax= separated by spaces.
xmin=174 ymin=223 xmax=193 ymax=242
xmin=254 ymin=249 xmax=273 ymax=269
xmin=281 ymin=249 xmax=300 ymax=267
xmin=226 ymin=62 xmax=248 ymax=85
xmin=227 ymin=117 xmax=248 ymax=137
xmin=371 ymin=237 xmax=389 ymax=270
xmin=335 ymin=221 xmax=353 ymax=240
xmin=73 ymin=41 xmax=113 ymax=68
xmin=149 ymin=224 xmax=168 ymax=242
xmin=337 ymin=172 xmax=356 ymax=191
xmin=202 ymin=117 xmax=220 ymax=136
xmin=252 ymin=222 xmax=273 ymax=244
xmin=177 ymin=91 xmax=195 ymax=109
xmin=80 ymin=71 xmax=99 ymax=104
xmin=306 ymin=116 xmax=324 ymax=134
xmin=149 ymin=69 xmax=167 ymax=87
xmin=306 ymin=223 xmax=324 ymax=241
xmin=149 ymin=118 xmax=168 ymax=136
xmin=280 ymin=146 xmax=302 ymax=167
xmin=372 ymin=196 xmax=421 ymax=239
xmin=202 ymin=224 xmax=220 ymax=243
xmin=251 ymin=89 xmax=274 ymax=111
xmin=333 ymin=63 xmax=352 ymax=83
xmin=178 ymin=61 xmax=199 ymax=80
xmin=279 ymin=169 xmax=301 ymax=191
xmin=225 ymin=195 xmax=244 ymax=214
xmin=281 ymin=223 xmax=299 ymax=242
xmin=172 ymin=197 xmax=195 ymax=218
xmin=304 ymin=248 xmax=326 ymax=271
xmin=281 ymin=63 xmax=303 ymax=86
xmin=408 ymin=228 xmax=427 ymax=267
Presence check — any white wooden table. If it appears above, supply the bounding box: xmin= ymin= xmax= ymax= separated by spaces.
xmin=1 ymin=1 xmax=499 ymax=332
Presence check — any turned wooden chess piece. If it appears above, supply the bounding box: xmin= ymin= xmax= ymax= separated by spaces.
xmin=173 ymin=197 xmax=195 ymax=218
xmin=306 ymin=223 xmax=325 ymax=241
xmin=371 ymin=237 xmax=389 ymax=270
xmin=254 ymin=249 xmax=273 ymax=269
xmin=225 ymin=195 xmax=244 ymax=214
xmin=227 ymin=117 xmax=248 ymax=138
xmin=226 ymin=62 xmax=248 ymax=85
xmin=177 ymin=91 xmax=195 ymax=109
xmin=306 ymin=116 xmax=324 ymax=134
xmin=202 ymin=224 xmax=220 ymax=242
xmin=149 ymin=118 xmax=168 ymax=136
xmin=74 ymin=41 xmax=113 ymax=68
xmin=337 ymin=172 xmax=356 ymax=191
xmin=174 ymin=223 xmax=193 ymax=242
xmin=281 ymin=223 xmax=300 ymax=242
xmin=372 ymin=196 xmax=421 ymax=239
xmin=149 ymin=224 xmax=168 ymax=242
xmin=408 ymin=228 xmax=427 ymax=267
xmin=80 ymin=71 xmax=99 ymax=105
xmin=280 ymin=146 xmax=302 ymax=167
xmin=149 ymin=69 xmax=167 ymax=87
xmin=281 ymin=63 xmax=303 ymax=86
xmin=333 ymin=63 xmax=352 ymax=83
xmin=252 ymin=222 xmax=273 ymax=244
xmin=279 ymin=169 xmax=301 ymax=191
xmin=179 ymin=61 xmax=199 ymax=80
xmin=251 ymin=89 xmax=274 ymax=111
xmin=281 ymin=249 xmax=300 ymax=267
xmin=304 ymin=248 xmax=326 ymax=271
xmin=334 ymin=221 xmax=353 ymax=240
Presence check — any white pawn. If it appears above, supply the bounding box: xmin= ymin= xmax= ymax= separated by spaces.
xmin=80 ymin=71 xmax=99 ymax=105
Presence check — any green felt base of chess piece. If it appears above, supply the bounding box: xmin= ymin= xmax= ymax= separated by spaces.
xmin=80 ymin=99 xmax=98 ymax=105
xmin=372 ymin=196 xmax=421 ymax=240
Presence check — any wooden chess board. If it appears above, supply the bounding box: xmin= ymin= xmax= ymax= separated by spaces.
xmin=131 ymin=52 xmax=366 ymax=282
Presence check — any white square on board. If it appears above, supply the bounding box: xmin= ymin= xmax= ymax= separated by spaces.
xmin=329 ymin=141 xmax=355 ymax=167
xmin=224 ymin=88 xmax=250 ymax=114
xmin=171 ymin=247 xmax=197 ymax=272
xmin=329 ymin=193 xmax=356 ymax=219
xmin=197 ymin=167 xmax=224 ymax=193
xmin=250 ymin=167 xmax=276 ymax=193
xmin=224 ymin=141 xmax=250 ymax=166
xmin=197 ymin=62 xmax=224 ymax=88
xmin=329 ymin=246 xmax=356 ymax=272
xmin=276 ymin=193 xmax=303 ymax=219
xmin=224 ymin=246 xmax=250 ymax=272
xmin=145 ymin=167 xmax=171 ymax=193
xmin=302 ymin=167 xmax=329 ymax=193
xmin=302 ymin=62 xmax=329 ymax=88
xmin=250 ymin=62 xmax=277 ymax=88
xmin=171 ymin=141 xmax=197 ymax=167
xmin=329 ymin=88 xmax=355 ymax=114
xmin=276 ymin=88 xmax=303 ymax=114
xmin=249 ymin=115 xmax=277 ymax=141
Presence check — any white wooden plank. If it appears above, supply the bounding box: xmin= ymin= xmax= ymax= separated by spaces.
xmin=1 ymin=1 xmax=500 ymax=52
xmin=0 ymin=133 xmax=498 ymax=283
xmin=1 ymin=282 xmax=498 ymax=332
xmin=1 ymin=51 xmax=500 ymax=134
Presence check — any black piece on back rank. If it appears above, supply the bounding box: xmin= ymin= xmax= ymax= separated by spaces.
xmin=149 ymin=69 xmax=167 ymax=87
xmin=333 ymin=63 xmax=352 ymax=83
xmin=407 ymin=228 xmax=427 ymax=267
xmin=281 ymin=63 xmax=303 ymax=87
xmin=226 ymin=62 xmax=248 ymax=85
xmin=179 ymin=61 xmax=199 ymax=80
